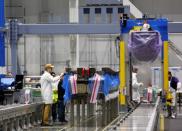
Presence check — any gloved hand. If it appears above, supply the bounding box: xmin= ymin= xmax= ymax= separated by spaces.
xmin=139 ymin=83 xmax=144 ymax=87
xmin=59 ymin=73 xmax=64 ymax=79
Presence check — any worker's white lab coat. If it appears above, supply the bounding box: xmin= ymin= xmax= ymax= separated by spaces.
xmin=132 ymin=73 xmax=143 ymax=103
xmin=40 ymin=71 xmax=60 ymax=104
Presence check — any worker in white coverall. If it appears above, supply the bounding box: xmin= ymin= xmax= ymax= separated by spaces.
xmin=132 ymin=68 xmax=143 ymax=103
xmin=40 ymin=64 xmax=64 ymax=126
xmin=141 ymin=20 xmax=151 ymax=31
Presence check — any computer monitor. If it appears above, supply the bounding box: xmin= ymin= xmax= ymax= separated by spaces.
xmin=15 ymin=75 xmax=24 ymax=89
xmin=0 ymin=78 xmax=15 ymax=85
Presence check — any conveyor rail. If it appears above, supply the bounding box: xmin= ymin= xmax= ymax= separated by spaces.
xmin=0 ymin=103 xmax=43 ymax=131
xmin=104 ymin=97 xmax=160 ymax=131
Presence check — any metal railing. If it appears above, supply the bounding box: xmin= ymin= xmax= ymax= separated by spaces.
xmin=0 ymin=102 xmax=43 ymax=131
xmin=103 ymin=97 xmax=161 ymax=131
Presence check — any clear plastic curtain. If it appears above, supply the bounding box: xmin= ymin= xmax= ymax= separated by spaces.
xmin=128 ymin=31 xmax=162 ymax=62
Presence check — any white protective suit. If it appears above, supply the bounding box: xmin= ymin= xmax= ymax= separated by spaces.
xmin=40 ymin=71 xmax=61 ymax=104
xmin=132 ymin=72 xmax=143 ymax=103
xmin=141 ymin=23 xmax=150 ymax=31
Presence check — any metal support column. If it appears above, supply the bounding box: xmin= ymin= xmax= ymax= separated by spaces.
xmin=102 ymin=98 xmax=107 ymax=126
xmin=22 ymin=115 xmax=27 ymax=129
xmin=90 ymin=103 xmax=94 ymax=116
xmin=3 ymin=121 xmax=8 ymax=131
xmin=38 ymin=106 xmax=42 ymax=124
xmin=116 ymin=97 xmax=119 ymax=116
xmin=101 ymin=7 xmax=107 ymax=24
xmin=25 ymin=115 xmax=29 ymax=129
xmin=163 ymin=41 xmax=169 ymax=93
xmin=29 ymin=114 xmax=33 ymax=128
xmin=76 ymin=35 xmax=79 ymax=67
xmin=27 ymin=114 xmax=31 ymax=128
xmin=0 ymin=0 xmax=5 ymax=75
xmin=107 ymin=101 xmax=110 ymax=124
xmin=119 ymin=40 xmax=126 ymax=105
xmin=90 ymin=7 xmax=96 ymax=24
xmin=15 ymin=117 xmax=21 ymax=131
xmin=111 ymin=99 xmax=115 ymax=120
xmin=129 ymin=52 xmax=133 ymax=101
xmin=114 ymin=99 xmax=116 ymax=119
xmin=32 ymin=112 xmax=37 ymax=126
xmin=9 ymin=119 xmax=15 ymax=131
xmin=9 ymin=19 xmax=18 ymax=75
xmin=114 ymin=99 xmax=117 ymax=118
xmin=82 ymin=99 xmax=85 ymax=121
xmin=70 ymin=99 xmax=74 ymax=126
xmin=110 ymin=99 xmax=113 ymax=120
xmin=77 ymin=99 xmax=80 ymax=126
xmin=87 ymin=99 xmax=91 ymax=118
xmin=112 ymin=7 xmax=118 ymax=24
xmin=69 ymin=0 xmax=80 ymax=67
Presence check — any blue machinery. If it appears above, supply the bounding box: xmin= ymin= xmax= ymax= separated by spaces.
xmin=104 ymin=18 xmax=169 ymax=131
xmin=119 ymin=18 xmax=169 ymax=105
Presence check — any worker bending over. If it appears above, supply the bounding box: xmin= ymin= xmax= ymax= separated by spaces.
xmin=167 ymin=71 xmax=181 ymax=119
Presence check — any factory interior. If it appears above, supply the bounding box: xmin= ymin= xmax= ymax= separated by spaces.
xmin=1 ymin=0 xmax=182 ymax=131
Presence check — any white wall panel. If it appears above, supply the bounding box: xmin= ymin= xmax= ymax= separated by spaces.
xmin=25 ymin=36 xmax=40 ymax=75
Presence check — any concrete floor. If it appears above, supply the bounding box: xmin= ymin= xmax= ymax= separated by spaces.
xmin=30 ymin=114 xmax=105 ymax=131
xmin=111 ymin=104 xmax=155 ymax=131
xmin=25 ymin=105 xmax=182 ymax=131
xmin=27 ymin=104 xmax=157 ymax=131
xmin=165 ymin=107 xmax=182 ymax=131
